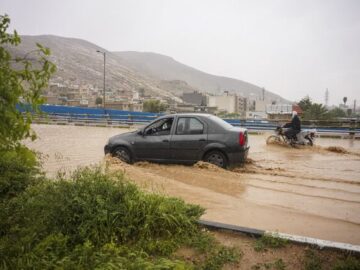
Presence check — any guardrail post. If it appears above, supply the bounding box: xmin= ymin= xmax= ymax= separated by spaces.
xmin=349 ymin=119 xmax=356 ymax=138
xmin=128 ymin=114 xmax=133 ymax=126
xmin=107 ymin=113 xmax=111 ymax=126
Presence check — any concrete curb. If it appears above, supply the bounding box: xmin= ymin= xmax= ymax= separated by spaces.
xmin=198 ymin=220 xmax=360 ymax=253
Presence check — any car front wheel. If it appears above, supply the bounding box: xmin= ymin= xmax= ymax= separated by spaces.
xmin=112 ymin=146 xmax=132 ymax=164
xmin=204 ymin=150 xmax=228 ymax=168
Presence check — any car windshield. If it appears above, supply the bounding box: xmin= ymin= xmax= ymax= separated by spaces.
xmin=209 ymin=115 xmax=234 ymax=129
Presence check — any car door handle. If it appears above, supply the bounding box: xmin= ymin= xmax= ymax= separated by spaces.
xmin=163 ymin=139 xmax=169 ymax=142
xmin=199 ymin=139 xmax=206 ymax=141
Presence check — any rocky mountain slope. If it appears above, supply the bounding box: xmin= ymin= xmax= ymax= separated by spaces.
xmin=9 ymin=35 xmax=181 ymax=101
xmin=10 ymin=35 xmax=286 ymax=103
xmin=116 ymin=51 xmax=286 ymax=102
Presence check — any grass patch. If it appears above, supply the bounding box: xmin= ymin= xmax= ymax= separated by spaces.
xmin=202 ymin=246 xmax=241 ymax=270
xmin=254 ymin=234 xmax=288 ymax=252
xmin=333 ymin=256 xmax=360 ymax=270
xmin=303 ymin=249 xmax=322 ymax=270
xmin=251 ymin=258 xmax=286 ymax=270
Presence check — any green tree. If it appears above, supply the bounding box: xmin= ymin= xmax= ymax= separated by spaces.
xmin=143 ymin=99 xmax=168 ymax=113
xmin=302 ymin=103 xmax=328 ymax=120
xmin=298 ymin=96 xmax=332 ymax=120
xmin=343 ymin=96 xmax=347 ymax=105
xmin=95 ymin=97 xmax=102 ymax=106
xmin=298 ymin=96 xmax=312 ymax=112
xmin=327 ymin=107 xmax=346 ymax=119
xmin=0 ymin=14 xmax=56 ymax=198
xmin=0 ymin=14 xmax=56 ymax=151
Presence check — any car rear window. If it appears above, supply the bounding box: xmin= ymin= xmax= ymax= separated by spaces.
xmin=208 ymin=115 xmax=234 ymax=129
xmin=176 ymin=117 xmax=204 ymax=135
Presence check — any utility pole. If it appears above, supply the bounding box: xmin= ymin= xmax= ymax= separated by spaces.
xmin=325 ymin=88 xmax=329 ymax=107
xmin=96 ymin=50 xmax=106 ymax=109
xmin=262 ymin=87 xmax=265 ymax=101
xmin=354 ymin=100 xmax=357 ymax=115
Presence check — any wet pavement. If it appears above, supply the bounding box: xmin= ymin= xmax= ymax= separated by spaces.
xmin=26 ymin=124 xmax=360 ymax=244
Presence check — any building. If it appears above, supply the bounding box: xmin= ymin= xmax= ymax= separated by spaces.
xmin=208 ymin=93 xmax=250 ymax=116
xmin=246 ymin=111 xmax=267 ymax=119
xmin=237 ymin=96 xmax=247 ymax=116
xmin=105 ymin=101 xmax=143 ymax=112
xmin=255 ymin=100 xmax=267 ymax=112
xmin=266 ymin=104 xmax=302 ymax=120
xmin=208 ymin=94 xmax=237 ymax=113
xmin=182 ymin=91 xmax=207 ymax=106
xmin=174 ymin=104 xmax=217 ymax=114
xmin=44 ymin=95 xmax=63 ymax=105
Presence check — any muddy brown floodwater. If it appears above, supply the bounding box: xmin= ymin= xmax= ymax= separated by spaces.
xmin=26 ymin=124 xmax=360 ymax=245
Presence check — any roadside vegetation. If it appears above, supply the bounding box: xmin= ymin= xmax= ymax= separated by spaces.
xmin=253 ymin=234 xmax=288 ymax=252
xmin=302 ymin=249 xmax=360 ymax=270
xmin=251 ymin=258 xmax=286 ymax=270
xmin=0 ymin=165 xmax=241 ymax=269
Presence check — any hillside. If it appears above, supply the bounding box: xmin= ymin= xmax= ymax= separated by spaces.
xmin=116 ymin=51 xmax=287 ymax=102
xmin=9 ymin=35 xmax=181 ymax=101
xmin=9 ymin=35 xmax=287 ymax=103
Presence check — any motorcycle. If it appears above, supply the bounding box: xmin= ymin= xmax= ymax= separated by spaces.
xmin=266 ymin=126 xmax=316 ymax=146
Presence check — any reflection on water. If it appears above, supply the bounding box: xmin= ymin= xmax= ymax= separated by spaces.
xmin=26 ymin=125 xmax=360 ymax=244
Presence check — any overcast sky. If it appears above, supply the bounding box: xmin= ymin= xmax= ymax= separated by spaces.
xmin=2 ymin=0 xmax=360 ymax=106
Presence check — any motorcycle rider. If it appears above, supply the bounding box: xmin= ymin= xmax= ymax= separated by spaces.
xmin=283 ymin=111 xmax=301 ymax=140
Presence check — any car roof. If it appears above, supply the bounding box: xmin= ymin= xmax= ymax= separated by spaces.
xmin=158 ymin=113 xmax=212 ymax=118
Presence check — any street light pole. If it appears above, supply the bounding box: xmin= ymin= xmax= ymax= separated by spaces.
xmin=96 ymin=50 xmax=106 ymax=109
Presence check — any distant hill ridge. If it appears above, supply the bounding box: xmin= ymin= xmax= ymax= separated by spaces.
xmin=10 ymin=35 xmax=287 ymax=102
xmin=115 ymin=51 xmax=286 ymax=102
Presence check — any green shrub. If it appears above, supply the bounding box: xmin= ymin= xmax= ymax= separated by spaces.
xmin=273 ymin=258 xmax=286 ymax=270
xmin=0 ymin=167 xmax=240 ymax=269
xmin=251 ymin=258 xmax=286 ymax=270
xmin=0 ymin=146 xmax=40 ymax=201
xmin=254 ymin=234 xmax=288 ymax=252
xmin=202 ymin=246 xmax=241 ymax=270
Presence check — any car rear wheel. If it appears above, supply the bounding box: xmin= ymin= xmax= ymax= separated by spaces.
xmin=112 ymin=146 xmax=132 ymax=164
xmin=204 ymin=150 xmax=227 ymax=168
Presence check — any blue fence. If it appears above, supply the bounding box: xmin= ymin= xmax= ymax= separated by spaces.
xmin=18 ymin=104 xmax=161 ymax=124
xmin=19 ymin=104 xmax=359 ymax=135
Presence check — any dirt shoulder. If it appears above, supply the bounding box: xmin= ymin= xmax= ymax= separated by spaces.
xmin=210 ymin=230 xmax=359 ymax=270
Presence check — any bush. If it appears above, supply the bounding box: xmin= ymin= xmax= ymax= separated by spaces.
xmin=0 ymin=167 xmax=240 ymax=269
xmin=254 ymin=234 xmax=288 ymax=252
xmin=0 ymin=146 xmax=40 ymax=201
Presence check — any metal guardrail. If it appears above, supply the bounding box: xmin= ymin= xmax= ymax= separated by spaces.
xmin=30 ymin=113 xmax=156 ymax=127
xmin=28 ymin=113 xmax=360 ymax=138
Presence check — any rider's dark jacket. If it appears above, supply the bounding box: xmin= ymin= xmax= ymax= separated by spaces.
xmin=284 ymin=115 xmax=301 ymax=131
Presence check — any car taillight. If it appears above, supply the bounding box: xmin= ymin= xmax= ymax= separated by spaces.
xmin=239 ymin=132 xmax=245 ymax=146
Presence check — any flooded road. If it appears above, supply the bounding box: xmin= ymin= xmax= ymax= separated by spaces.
xmin=26 ymin=124 xmax=360 ymax=245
